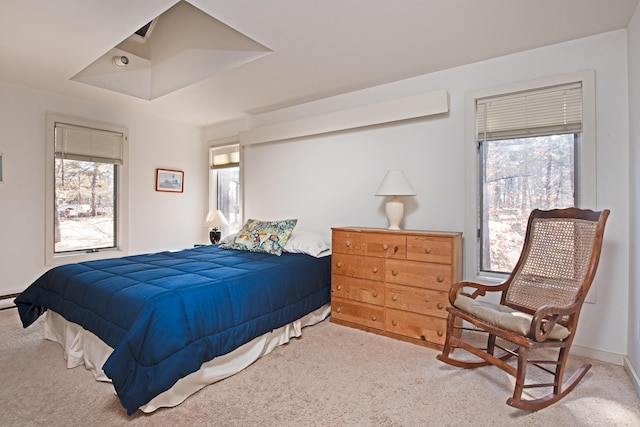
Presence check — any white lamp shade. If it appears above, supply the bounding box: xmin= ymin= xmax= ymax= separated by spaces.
xmin=204 ymin=210 xmax=229 ymax=228
xmin=375 ymin=170 xmax=416 ymax=196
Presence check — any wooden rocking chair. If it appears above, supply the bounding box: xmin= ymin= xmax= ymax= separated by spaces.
xmin=437 ymin=207 xmax=610 ymax=410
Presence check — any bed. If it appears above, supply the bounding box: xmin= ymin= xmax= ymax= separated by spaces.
xmin=15 ymin=226 xmax=332 ymax=415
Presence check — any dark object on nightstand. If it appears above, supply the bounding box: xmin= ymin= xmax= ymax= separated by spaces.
xmin=205 ymin=210 xmax=229 ymax=244
xmin=210 ymin=229 xmax=221 ymax=244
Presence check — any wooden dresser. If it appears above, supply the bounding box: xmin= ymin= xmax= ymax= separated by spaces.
xmin=330 ymin=227 xmax=462 ymax=350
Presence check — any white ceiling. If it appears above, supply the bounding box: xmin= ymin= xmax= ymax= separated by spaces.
xmin=0 ymin=0 xmax=638 ymax=128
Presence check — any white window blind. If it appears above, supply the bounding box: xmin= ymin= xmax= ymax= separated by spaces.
xmin=55 ymin=122 xmax=124 ymax=164
xmin=476 ymin=83 xmax=582 ymax=141
xmin=210 ymin=144 xmax=240 ymax=169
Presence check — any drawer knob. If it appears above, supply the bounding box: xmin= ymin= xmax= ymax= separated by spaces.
xmin=372 ymin=267 xmax=379 ymax=273
xmin=437 ymin=302 xmax=444 ymax=310
xmin=391 ymin=294 xmax=398 ymax=301
xmin=425 ymin=247 xmax=432 ymax=254
xmin=372 ymin=291 xmax=378 ymax=297
xmin=335 ymin=307 xmax=341 ymax=313
xmin=371 ymin=315 xmax=377 ymax=321
xmin=391 ymin=320 xmax=397 ymax=327
xmin=336 ymin=262 xmax=342 ymax=268
xmin=345 ymin=241 xmax=351 ymax=247
xmin=336 ymin=285 xmax=342 ymax=291
xmin=382 ymin=243 xmax=389 ymax=250
xmin=437 ymin=330 xmax=444 ymax=337
xmin=391 ymin=270 xmax=398 ymax=276
xmin=437 ymin=275 xmax=444 ymax=282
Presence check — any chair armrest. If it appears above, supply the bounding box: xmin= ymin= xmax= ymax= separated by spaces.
xmin=448 ymin=280 xmax=509 ymax=306
xmin=530 ymin=303 xmax=579 ymax=342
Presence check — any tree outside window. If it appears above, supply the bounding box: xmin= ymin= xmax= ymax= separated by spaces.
xmin=480 ymin=135 xmax=576 ymax=273
xmin=54 ymin=159 xmax=115 ymax=253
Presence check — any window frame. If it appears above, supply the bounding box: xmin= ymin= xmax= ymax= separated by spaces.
xmin=208 ymin=139 xmax=242 ymax=236
xmin=464 ymin=70 xmax=596 ymax=283
xmin=45 ymin=114 xmax=129 ymax=266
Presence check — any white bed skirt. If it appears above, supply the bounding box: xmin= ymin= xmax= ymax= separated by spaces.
xmin=44 ymin=303 xmax=331 ymax=413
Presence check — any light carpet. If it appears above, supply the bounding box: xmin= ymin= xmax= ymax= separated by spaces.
xmin=1 ymin=308 xmax=639 ymax=426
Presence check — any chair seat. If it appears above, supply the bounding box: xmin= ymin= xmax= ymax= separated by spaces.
xmin=453 ymin=294 xmax=570 ymax=340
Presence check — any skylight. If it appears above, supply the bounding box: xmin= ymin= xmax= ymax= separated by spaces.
xmin=135 ymin=21 xmax=153 ymax=38
xmin=70 ymin=1 xmax=272 ymax=100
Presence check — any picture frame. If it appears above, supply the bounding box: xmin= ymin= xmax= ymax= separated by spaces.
xmin=156 ymin=168 xmax=184 ymax=193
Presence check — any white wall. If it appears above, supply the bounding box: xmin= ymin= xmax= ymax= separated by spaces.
xmin=627 ymin=1 xmax=640 ymax=385
xmin=0 ymin=82 xmax=206 ymax=296
xmin=241 ymin=114 xmax=464 ymax=234
xmin=206 ymin=30 xmax=631 ymax=360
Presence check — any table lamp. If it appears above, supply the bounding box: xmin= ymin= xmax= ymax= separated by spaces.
xmin=375 ymin=170 xmax=416 ymax=230
xmin=204 ymin=210 xmax=229 ymax=243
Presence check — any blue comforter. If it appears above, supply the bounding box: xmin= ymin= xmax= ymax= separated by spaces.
xmin=15 ymin=245 xmax=331 ymax=415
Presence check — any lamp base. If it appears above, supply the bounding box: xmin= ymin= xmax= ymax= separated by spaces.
xmin=385 ymin=198 xmax=404 ymax=230
xmin=210 ymin=229 xmax=221 ymax=244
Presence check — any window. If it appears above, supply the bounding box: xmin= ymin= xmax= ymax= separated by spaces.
xmin=471 ymin=73 xmax=595 ymax=277
xmin=209 ymin=143 xmax=241 ymax=234
xmin=46 ymin=115 xmax=128 ymax=265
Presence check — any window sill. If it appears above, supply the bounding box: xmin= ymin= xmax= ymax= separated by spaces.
xmin=46 ymin=247 xmax=125 ymax=267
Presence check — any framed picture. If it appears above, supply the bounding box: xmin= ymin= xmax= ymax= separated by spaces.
xmin=156 ymin=168 xmax=184 ymax=193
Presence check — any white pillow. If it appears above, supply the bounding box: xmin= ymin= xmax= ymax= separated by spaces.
xmin=219 ymin=233 xmax=235 ymax=244
xmin=283 ymin=230 xmax=332 ymax=257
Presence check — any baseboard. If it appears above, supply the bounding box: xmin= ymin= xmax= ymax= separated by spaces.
xmin=624 ymin=356 xmax=640 ymax=398
xmin=570 ymin=344 xmax=624 ymax=365
xmin=570 ymin=345 xmax=640 ymax=398
xmin=0 ymin=298 xmax=17 ymax=310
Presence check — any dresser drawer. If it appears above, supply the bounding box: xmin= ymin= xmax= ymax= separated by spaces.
xmin=366 ymin=233 xmax=406 ymax=259
xmin=333 ymin=253 xmax=384 ymax=281
xmin=385 ymin=259 xmax=452 ymax=291
xmin=332 ymin=230 xmax=366 ymax=255
xmin=406 ymin=235 xmax=453 ymax=264
xmin=385 ymin=284 xmax=449 ymax=318
xmin=331 ymin=297 xmax=385 ymax=330
xmin=332 ymin=275 xmax=385 ymax=306
xmin=385 ymin=308 xmax=447 ymax=345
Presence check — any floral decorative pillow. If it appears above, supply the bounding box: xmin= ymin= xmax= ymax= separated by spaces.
xmin=220 ymin=219 xmax=297 ymax=256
